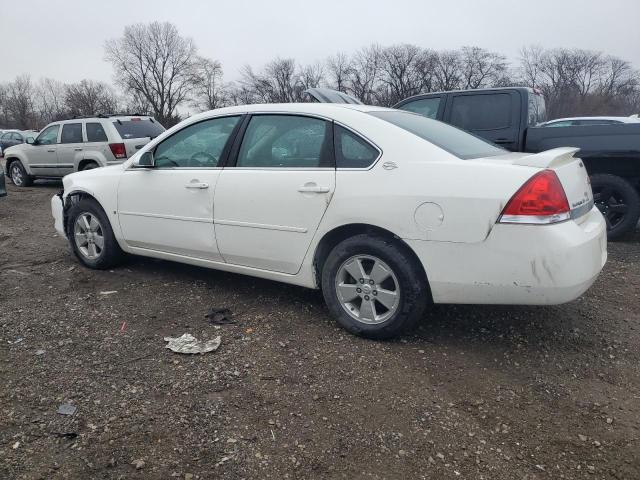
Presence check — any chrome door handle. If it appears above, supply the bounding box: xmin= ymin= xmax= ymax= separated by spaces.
xmin=298 ymin=184 xmax=330 ymax=193
xmin=185 ymin=182 xmax=209 ymax=189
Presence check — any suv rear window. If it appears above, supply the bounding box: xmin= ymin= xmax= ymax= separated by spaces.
xmin=368 ymin=111 xmax=505 ymax=160
xmin=112 ymin=119 xmax=165 ymax=140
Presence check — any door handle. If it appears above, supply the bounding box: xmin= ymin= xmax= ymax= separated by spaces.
xmin=74 ymin=148 xmax=83 ymax=151
xmin=298 ymin=184 xmax=330 ymax=193
xmin=47 ymin=149 xmax=55 ymax=152
xmin=185 ymin=182 xmax=209 ymax=189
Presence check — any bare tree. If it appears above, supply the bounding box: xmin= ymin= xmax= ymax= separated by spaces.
xmin=191 ymin=57 xmax=228 ymax=111
xmin=64 ymin=79 xmax=119 ymax=117
xmin=3 ymin=74 xmax=37 ymax=129
xmin=105 ymin=21 xmax=198 ymax=126
xmin=346 ymin=45 xmax=382 ymax=104
xmin=376 ymin=44 xmax=435 ymax=105
xmin=459 ymin=46 xmax=508 ymax=89
xmin=37 ymin=78 xmax=68 ymax=125
xmin=433 ymin=51 xmax=463 ymax=91
xmin=326 ymin=53 xmax=352 ymax=92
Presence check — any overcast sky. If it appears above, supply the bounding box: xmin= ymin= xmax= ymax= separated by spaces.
xmin=2 ymin=0 xmax=639 ymax=85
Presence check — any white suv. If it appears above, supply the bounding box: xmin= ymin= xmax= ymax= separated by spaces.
xmin=4 ymin=115 xmax=165 ymax=187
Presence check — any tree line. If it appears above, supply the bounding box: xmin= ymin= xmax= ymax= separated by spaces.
xmin=1 ymin=21 xmax=639 ymax=130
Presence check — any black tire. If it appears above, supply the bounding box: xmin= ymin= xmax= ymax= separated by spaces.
xmin=8 ymin=160 xmax=33 ymax=187
xmin=66 ymin=198 xmax=124 ymax=269
xmin=81 ymin=161 xmax=99 ymax=171
xmin=321 ymin=234 xmax=429 ymax=339
xmin=591 ymin=174 xmax=640 ymax=241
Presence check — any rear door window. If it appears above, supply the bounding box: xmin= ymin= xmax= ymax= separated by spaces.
xmin=61 ymin=123 xmax=83 ymax=143
xmin=398 ymin=97 xmax=441 ymax=119
xmin=112 ymin=119 xmax=165 ymax=140
xmin=450 ymin=93 xmax=512 ymax=131
xmin=236 ymin=115 xmax=332 ymax=168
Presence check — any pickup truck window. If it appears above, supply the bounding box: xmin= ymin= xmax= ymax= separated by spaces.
xmin=398 ymin=97 xmax=440 ymax=119
xmin=450 ymin=93 xmax=511 ymax=131
xmin=369 ymin=111 xmax=505 ymax=160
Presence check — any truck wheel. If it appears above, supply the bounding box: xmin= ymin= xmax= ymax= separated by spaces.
xmin=8 ymin=160 xmax=33 ymax=187
xmin=321 ymin=234 xmax=429 ymax=339
xmin=591 ymin=174 xmax=640 ymax=240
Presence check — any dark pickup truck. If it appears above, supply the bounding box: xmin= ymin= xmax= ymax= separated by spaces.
xmin=394 ymin=87 xmax=640 ymax=239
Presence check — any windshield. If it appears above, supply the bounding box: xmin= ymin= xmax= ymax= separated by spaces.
xmin=368 ymin=110 xmax=505 ymax=159
xmin=112 ymin=118 xmax=165 ymax=140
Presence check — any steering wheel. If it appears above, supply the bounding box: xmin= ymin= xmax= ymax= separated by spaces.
xmin=189 ymin=151 xmax=217 ymax=167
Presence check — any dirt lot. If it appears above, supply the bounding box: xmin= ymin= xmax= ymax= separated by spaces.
xmin=1 ymin=178 xmax=639 ymax=480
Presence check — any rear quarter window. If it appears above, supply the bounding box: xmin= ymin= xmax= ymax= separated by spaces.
xmin=112 ymin=119 xmax=165 ymax=140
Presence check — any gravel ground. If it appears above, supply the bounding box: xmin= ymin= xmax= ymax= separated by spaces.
xmin=1 ymin=178 xmax=639 ymax=480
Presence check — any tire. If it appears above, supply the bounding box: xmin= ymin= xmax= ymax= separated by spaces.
xmin=591 ymin=174 xmax=640 ymax=241
xmin=321 ymin=234 xmax=429 ymax=339
xmin=66 ymin=198 xmax=124 ymax=269
xmin=81 ymin=161 xmax=99 ymax=171
xmin=8 ymin=160 xmax=33 ymax=187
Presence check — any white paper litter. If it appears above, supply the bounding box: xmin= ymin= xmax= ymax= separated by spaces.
xmin=164 ymin=333 xmax=221 ymax=354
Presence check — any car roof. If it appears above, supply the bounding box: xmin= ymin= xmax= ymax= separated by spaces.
xmin=192 ymin=103 xmax=395 ymax=119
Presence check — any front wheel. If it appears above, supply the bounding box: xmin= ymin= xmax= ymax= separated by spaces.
xmin=66 ymin=198 xmax=124 ymax=269
xmin=591 ymin=174 xmax=640 ymax=241
xmin=8 ymin=161 xmax=32 ymax=187
xmin=321 ymin=234 xmax=429 ymax=339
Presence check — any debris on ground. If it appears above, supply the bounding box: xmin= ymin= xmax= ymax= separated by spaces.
xmin=35 ymin=349 xmax=45 ymax=356
xmin=56 ymin=404 xmax=77 ymax=416
xmin=132 ymin=459 xmax=146 ymax=470
xmin=164 ymin=333 xmax=221 ymax=354
xmin=205 ymin=307 xmax=235 ymax=325
xmin=99 ymin=290 xmax=118 ymax=295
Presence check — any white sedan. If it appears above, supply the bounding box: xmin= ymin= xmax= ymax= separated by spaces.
xmin=51 ymin=103 xmax=607 ymax=339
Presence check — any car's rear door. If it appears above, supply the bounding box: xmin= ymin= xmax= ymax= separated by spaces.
xmin=57 ymin=122 xmax=84 ymax=175
xmin=442 ymin=90 xmax=521 ymax=150
xmin=213 ymin=114 xmax=336 ymax=274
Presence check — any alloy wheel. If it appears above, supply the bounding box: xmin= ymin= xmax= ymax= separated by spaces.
xmin=335 ymin=255 xmax=400 ymax=325
xmin=74 ymin=213 xmax=105 ymax=260
xmin=10 ymin=164 xmax=23 ymax=186
xmin=593 ymin=185 xmax=628 ymax=230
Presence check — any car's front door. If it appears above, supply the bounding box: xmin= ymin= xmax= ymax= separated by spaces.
xmin=117 ymin=115 xmax=242 ymax=261
xmin=214 ymin=114 xmax=336 ymax=274
xmin=29 ymin=125 xmax=60 ymax=176
xmin=57 ymin=122 xmax=84 ymax=175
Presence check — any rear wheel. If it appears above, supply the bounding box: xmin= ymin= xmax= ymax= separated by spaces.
xmin=8 ymin=160 xmax=32 ymax=187
xmin=66 ymin=198 xmax=124 ymax=269
xmin=321 ymin=234 xmax=429 ymax=339
xmin=591 ymin=174 xmax=640 ymax=240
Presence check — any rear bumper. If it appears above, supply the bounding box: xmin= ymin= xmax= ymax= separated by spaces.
xmin=51 ymin=194 xmax=66 ymax=238
xmin=406 ymin=207 xmax=607 ymax=305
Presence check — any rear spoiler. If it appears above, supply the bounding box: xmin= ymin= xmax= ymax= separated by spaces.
xmin=512 ymin=147 xmax=580 ymax=169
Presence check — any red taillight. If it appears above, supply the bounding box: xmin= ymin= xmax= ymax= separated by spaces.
xmin=499 ymin=170 xmax=570 ymax=224
xmin=109 ymin=143 xmax=127 ymax=159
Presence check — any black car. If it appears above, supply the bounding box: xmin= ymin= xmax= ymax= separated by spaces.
xmin=0 ymin=130 xmax=37 ymax=156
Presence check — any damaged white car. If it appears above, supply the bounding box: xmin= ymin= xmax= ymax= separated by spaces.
xmin=51 ymin=104 xmax=607 ymax=339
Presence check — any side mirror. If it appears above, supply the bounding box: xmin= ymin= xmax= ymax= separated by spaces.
xmin=135 ymin=151 xmax=155 ymax=168
xmin=26 ymin=137 xmax=35 ymax=145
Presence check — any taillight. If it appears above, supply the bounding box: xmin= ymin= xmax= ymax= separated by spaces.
xmin=499 ymin=170 xmax=570 ymax=224
xmin=109 ymin=143 xmax=127 ymax=159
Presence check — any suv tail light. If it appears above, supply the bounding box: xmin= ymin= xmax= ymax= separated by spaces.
xmin=109 ymin=143 xmax=127 ymax=159
xmin=498 ymin=170 xmax=570 ymax=224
